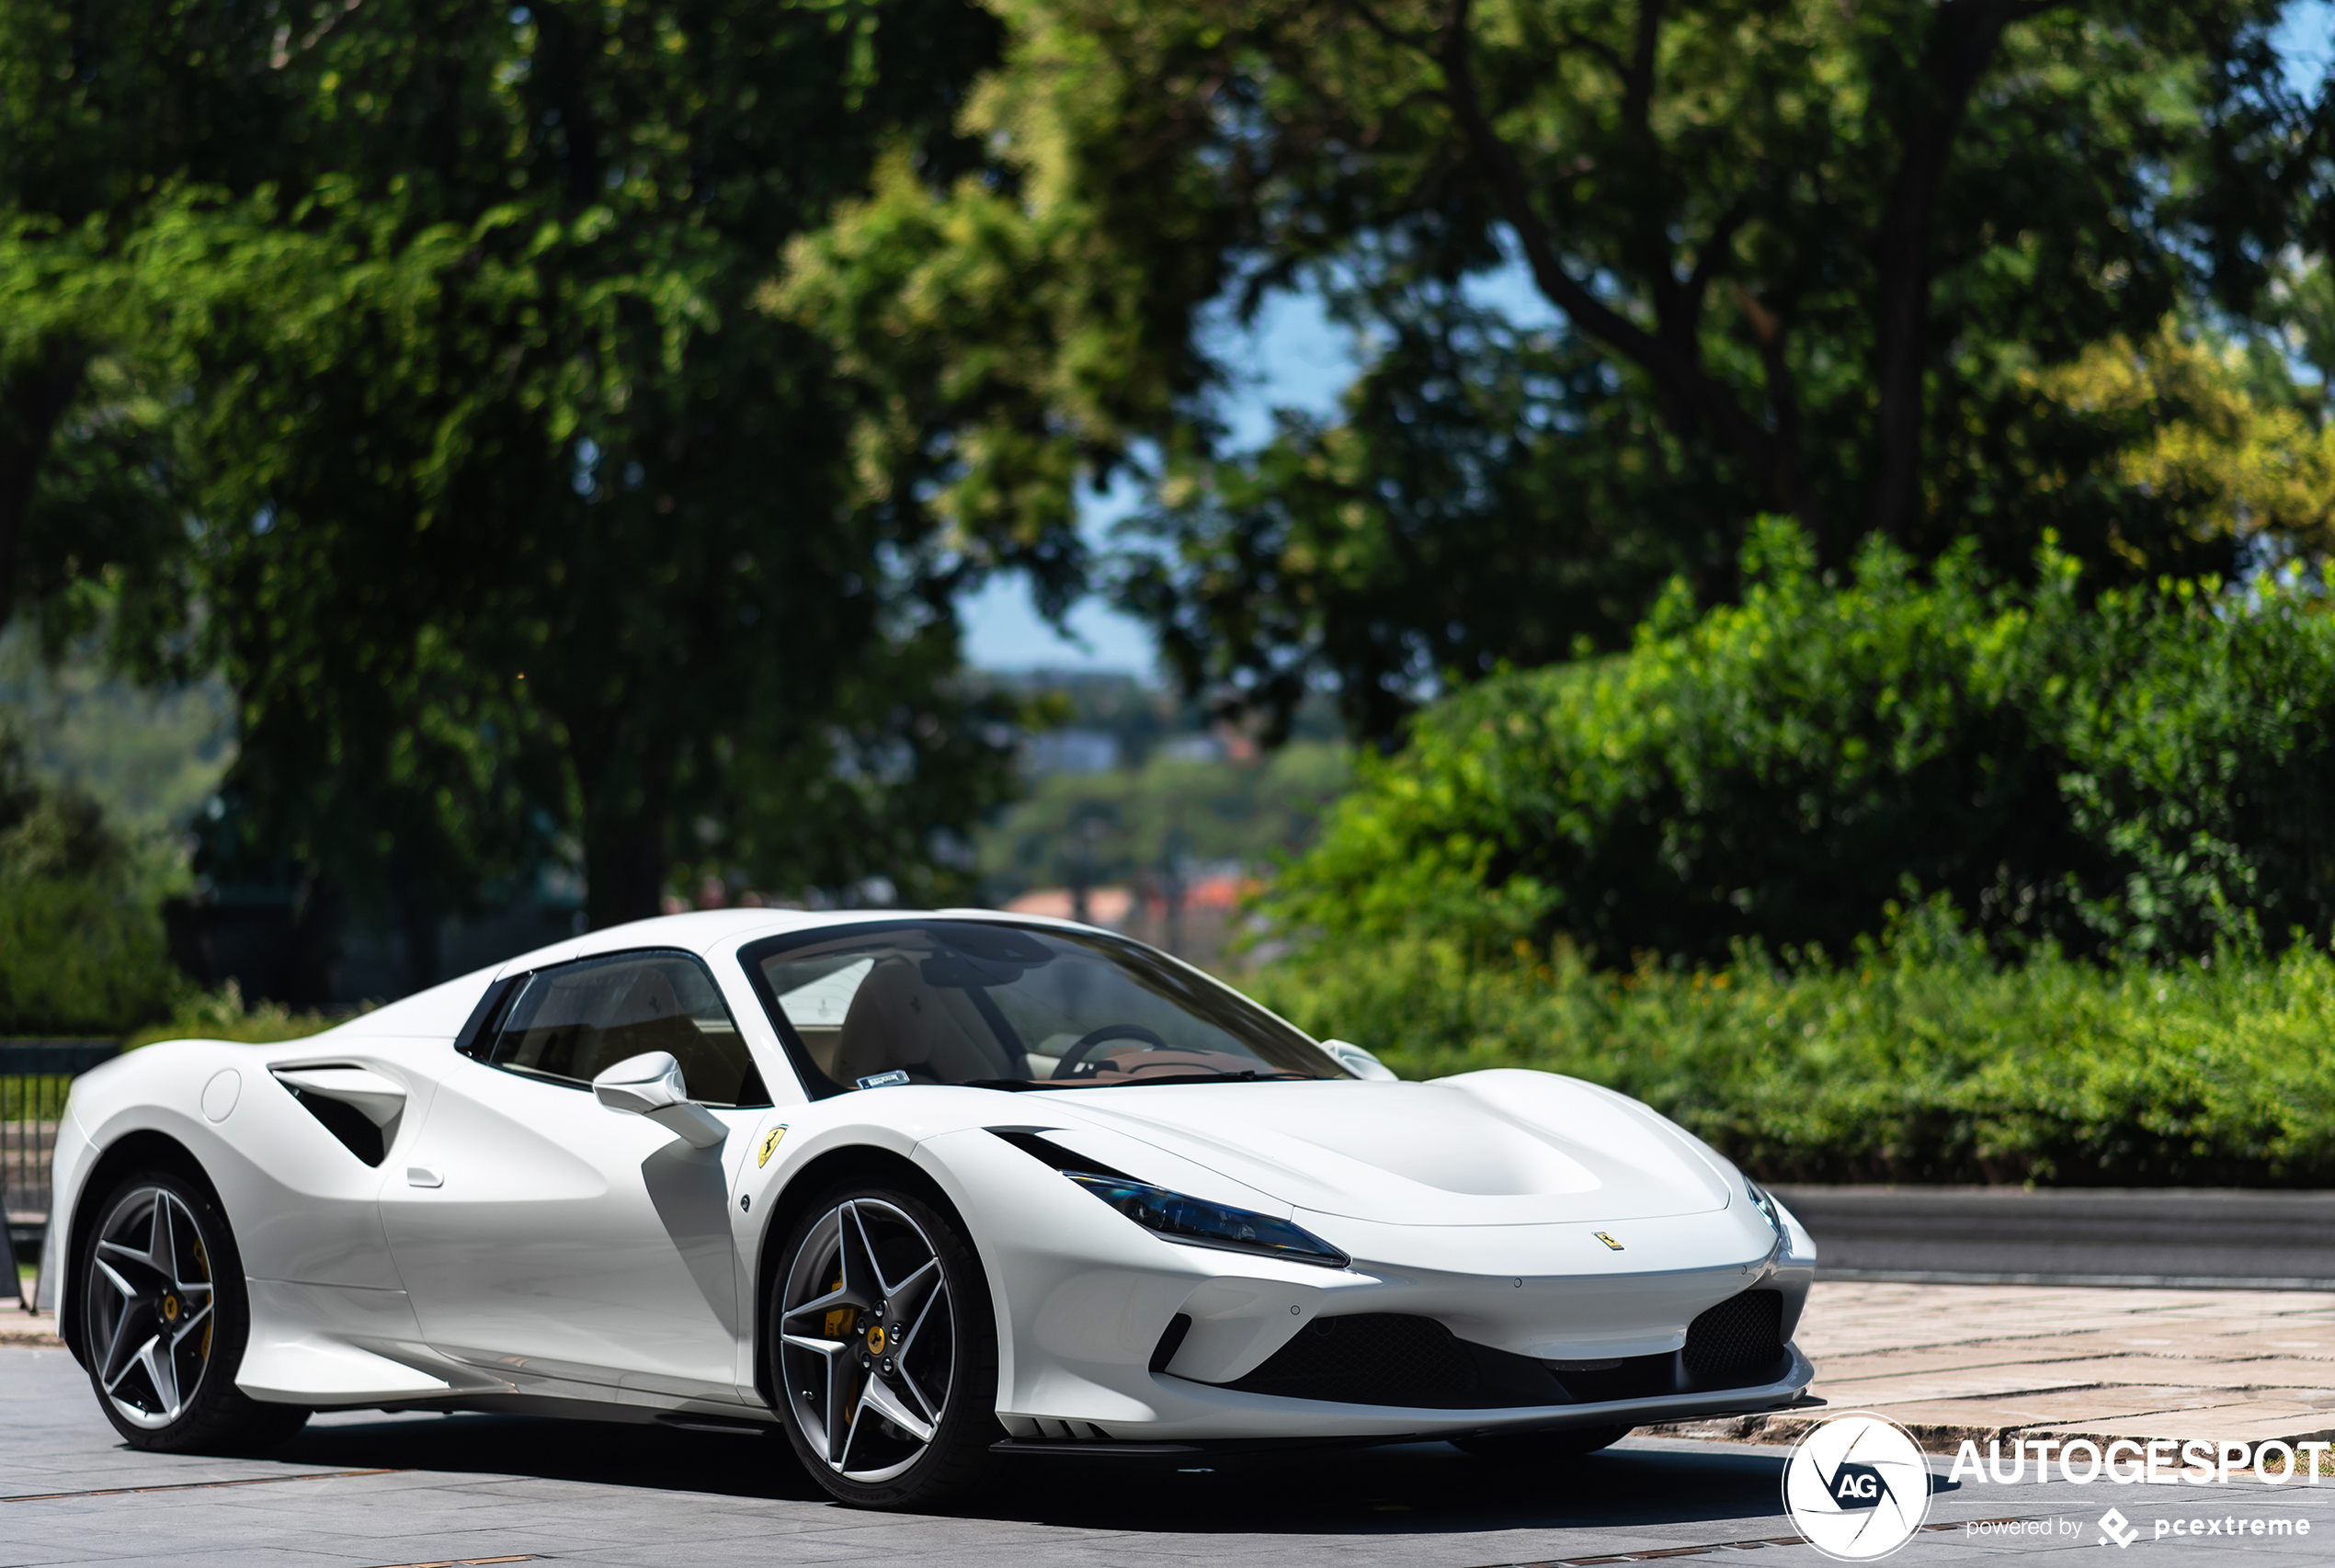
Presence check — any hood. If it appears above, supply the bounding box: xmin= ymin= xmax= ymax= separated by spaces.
xmin=1045 ymin=1069 xmax=1735 ymax=1227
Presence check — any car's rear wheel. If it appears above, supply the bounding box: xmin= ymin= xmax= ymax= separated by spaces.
xmin=80 ymin=1169 xmax=311 ymax=1452
xmin=771 ymin=1184 xmax=1000 ymax=1508
xmin=1456 ymin=1423 xmax=1634 ymax=1461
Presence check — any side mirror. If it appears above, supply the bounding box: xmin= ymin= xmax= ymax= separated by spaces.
xmin=1322 ymin=1039 xmax=1398 ymax=1082
xmin=592 ymin=1051 xmax=728 ymax=1149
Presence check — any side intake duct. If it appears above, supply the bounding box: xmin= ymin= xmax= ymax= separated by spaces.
xmin=270 ymin=1065 xmax=407 ymax=1166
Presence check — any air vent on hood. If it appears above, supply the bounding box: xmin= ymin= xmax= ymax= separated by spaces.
xmin=987 ymin=1126 xmax=1137 ymax=1181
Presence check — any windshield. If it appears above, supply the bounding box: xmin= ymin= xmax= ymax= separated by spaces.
xmin=740 ymin=920 xmax=1348 ymax=1096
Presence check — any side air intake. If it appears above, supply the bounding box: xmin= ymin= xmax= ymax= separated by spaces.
xmin=271 ymin=1065 xmax=407 ymax=1166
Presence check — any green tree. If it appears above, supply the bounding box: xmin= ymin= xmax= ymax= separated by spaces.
xmin=851 ymin=0 xmax=2320 ymax=743
xmin=141 ymin=0 xmax=1042 ymax=964
xmin=1266 ymin=520 xmax=2335 ymax=969
xmin=0 ymin=0 xmax=292 ymax=647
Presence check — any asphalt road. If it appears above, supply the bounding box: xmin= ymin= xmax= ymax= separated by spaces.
xmin=9 ymin=1344 xmax=2335 ymax=1568
xmin=1774 ymin=1186 xmax=2335 ymax=1289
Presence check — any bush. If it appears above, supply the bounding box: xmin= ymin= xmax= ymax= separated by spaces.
xmin=1267 ymin=520 xmax=2335 ymax=967
xmin=0 ymin=874 xmax=181 ymax=1035
xmin=0 ymin=740 xmax=184 ymax=1034
xmin=1247 ymin=902 xmax=2335 ymax=1186
xmin=121 ymin=980 xmax=343 ymax=1050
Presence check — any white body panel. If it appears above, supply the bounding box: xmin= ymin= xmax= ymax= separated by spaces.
xmin=376 ymin=1052 xmax=758 ymax=1402
xmin=47 ymin=908 xmax=1816 ymax=1448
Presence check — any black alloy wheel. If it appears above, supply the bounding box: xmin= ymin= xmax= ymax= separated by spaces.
xmin=771 ymin=1183 xmax=1000 ymax=1508
xmin=80 ymin=1169 xmax=311 ymax=1451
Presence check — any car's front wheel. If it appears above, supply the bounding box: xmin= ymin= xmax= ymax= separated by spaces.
xmin=79 ymin=1169 xmax=311 ymax=1452
xmin=770 ymin=1183 xmax=1000 ymax=1508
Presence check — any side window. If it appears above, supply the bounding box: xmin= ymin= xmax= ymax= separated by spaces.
xmin=487 ymin=951 xmax=769 ymax=1108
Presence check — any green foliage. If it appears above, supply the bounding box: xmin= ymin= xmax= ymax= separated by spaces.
xmin=0 ymin=736 xmax=180 ymax=1033
xmin=975 ymin=738 xmax=1350 ymax=900
xmin=1268 ymin=519 xmax=2335 ymax=966
xmin=0 ymin=0 xmax=1066 ymax=988
xmin=0 ymin=0 xmax=298 ymax=653
xmin=0 ymin=876 xmax=178 ymax=1035
xmin=1246 ymin=903 xmax=2335 ymax=1186
xmin=1017 ymin=0 xmax=2320 ymax=743
xmin=1122 ymin=300 xmax=1689 ymax=742
xmin=121 ymin=980 xmax=342 ymax=1051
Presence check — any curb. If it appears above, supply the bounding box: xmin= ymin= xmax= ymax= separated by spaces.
xmin=0 ymin=1312 xmax=62 ymax=1348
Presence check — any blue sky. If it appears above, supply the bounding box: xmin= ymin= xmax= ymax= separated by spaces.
xmin=958 ymin=3 xmax=2335 ymax=676
xmin=957 ymin=287 xmax=1360 ymax=674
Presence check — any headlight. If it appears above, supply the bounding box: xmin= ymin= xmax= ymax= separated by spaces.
xmin=1746 ymin=1177 xmax=1783 ymax=1238
xmin=1062 ymin=1171 xmax=1350 ymax=1269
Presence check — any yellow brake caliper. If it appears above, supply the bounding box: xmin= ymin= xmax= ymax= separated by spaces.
xmin=821 ymin=1273 xmax=860 ymax=1424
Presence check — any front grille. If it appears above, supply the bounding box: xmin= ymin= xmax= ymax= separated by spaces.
xmin=1224 ymin=1313 xmax=1486 ymax=1407
xmin=1201 ymin=1290 xmax=1789 ymax=1411
xmin=1683 ymin=1289 xmax=1784 ymax=1384
xmin=1550 ymin=1354 xmax=1676 ymax=1403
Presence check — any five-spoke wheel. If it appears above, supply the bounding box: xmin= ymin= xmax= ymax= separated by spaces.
xmin=88 ymin=1184 xmax=216 ymax=1429
xmin=772 ymin=1185 xmax=997 ymax=1507
xmin=78 ymin=1171 xmax=309 ymax=1452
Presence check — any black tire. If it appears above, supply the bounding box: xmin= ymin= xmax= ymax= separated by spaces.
xmin=769 ymin=1182 xmax=1000 ymax=1508
xmin=1455 ymin=1423 xmax=1634 ymax=1461
xmin=78 ymin=1168 xmax=311 ymax=1453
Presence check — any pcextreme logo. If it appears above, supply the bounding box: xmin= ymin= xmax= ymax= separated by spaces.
xmin=1783 ymin=1413 xmax=1933 ymax=1562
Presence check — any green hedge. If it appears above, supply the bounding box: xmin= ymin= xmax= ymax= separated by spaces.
xmin=1247 ymin=904 xmax=2335 ymax=1186
xmin=0 ymin=737 xmax=186 ymax=1034
xmin=0 ymin=873 xmax=181 ymax=1035
xmin=120 ymin=981 xmax=343 ymax=1051
xmin=1267 ymin=521 xmax=2335 ymax=967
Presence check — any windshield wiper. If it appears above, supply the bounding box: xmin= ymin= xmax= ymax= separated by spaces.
xmin=1119 ymin=1070 xmax=1316 ymax=1086
xmin=960 ymin=1070 xmax=1316 ymax=1093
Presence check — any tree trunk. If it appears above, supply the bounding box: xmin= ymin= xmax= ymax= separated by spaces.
xmin=1433 ymin=0 xmax=1798 ymax=525
xmin=581 ymin=778 xmax=670 ymax=929
xmin=1864 ymin=0 xmax=2027 ymax=543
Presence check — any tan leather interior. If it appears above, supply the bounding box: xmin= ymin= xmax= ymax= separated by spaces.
xmin=504 ymin=960 xmax=760 ymax=1104
xmin=830 ymin=955 xmax=1023 ymax=1085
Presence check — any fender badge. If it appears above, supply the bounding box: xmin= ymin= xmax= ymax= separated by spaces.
xmin=1595 ymin=1232 xmax=1624 ymax=1251
xmin=757 ymin=1125 xmax=788 ymax=1168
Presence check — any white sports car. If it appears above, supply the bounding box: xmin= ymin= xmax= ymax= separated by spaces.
xmin=50 ymin=910 xmax=1817 ymax=1506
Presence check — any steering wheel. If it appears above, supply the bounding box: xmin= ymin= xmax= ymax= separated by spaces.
xmin=1052 ymin=1024 xmax=1171 ymax=1079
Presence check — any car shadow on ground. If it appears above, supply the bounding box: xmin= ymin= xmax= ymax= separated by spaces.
xmin=278 ymin=1412 xmax=1809 ymax=1539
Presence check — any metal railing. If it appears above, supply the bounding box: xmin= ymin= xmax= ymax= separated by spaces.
xmin=3 ymin=1040 xmax=120 ymax=1304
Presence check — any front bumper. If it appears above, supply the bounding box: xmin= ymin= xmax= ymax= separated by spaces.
xmin=918 ymin=1126 xmax=1818 ymax=1443
xmin=998 ymin=1344 xmax=1817 ymax=1448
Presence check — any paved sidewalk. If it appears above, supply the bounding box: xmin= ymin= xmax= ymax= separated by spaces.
xmin=2 ymin=1308 xmax=59 ymax=1346
xmin=12 ymin=1285 xmax=2335 ymax=1567
xmin=1661 ymin=1280 xmax=2335 ymax=1452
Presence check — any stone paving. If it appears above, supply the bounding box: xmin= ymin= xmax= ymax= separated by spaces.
xmin=1658 ymin=1281 xmax=2335 ymax=1455
xmin=8 ymin=1283 xmax=2335 ymax=1566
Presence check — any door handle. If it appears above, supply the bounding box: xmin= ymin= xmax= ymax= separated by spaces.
xmin=406 ymin=1165 xmax=444 ymax=1188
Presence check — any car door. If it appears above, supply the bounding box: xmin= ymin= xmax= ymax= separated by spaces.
xmin=379 ymin=949 xmax=772 ymax=1403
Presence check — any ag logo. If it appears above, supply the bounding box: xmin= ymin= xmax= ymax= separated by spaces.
xmin=1782 ymin=1412 xmax=1932 ymax=1561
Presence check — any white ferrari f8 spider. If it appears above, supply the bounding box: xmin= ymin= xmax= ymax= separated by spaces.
xmin=50 ymin=911 xmax=1817 ymax=1506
